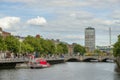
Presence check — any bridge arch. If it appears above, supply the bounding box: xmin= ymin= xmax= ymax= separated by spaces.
xmin=101 ymin=58 xmax=114 ymax=62
xmin=66 ymin=58 xmax=80 ymax=62
xmin=83 ymin=58 xmax=98 ymax=62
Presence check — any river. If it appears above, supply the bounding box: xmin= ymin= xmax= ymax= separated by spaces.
xmin=0 ymin=62 xmax=120 ymax=80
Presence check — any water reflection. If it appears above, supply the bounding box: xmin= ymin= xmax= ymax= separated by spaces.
xmin=0 ymin=62 xmax=119 ymax=80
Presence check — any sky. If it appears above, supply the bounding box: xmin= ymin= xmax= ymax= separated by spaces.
xmin=0 ymin=0 xmax=120 ymax=46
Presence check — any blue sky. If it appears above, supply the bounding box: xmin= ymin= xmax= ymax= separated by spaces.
xmin=0 ymin=0 xmax=120 ymax=46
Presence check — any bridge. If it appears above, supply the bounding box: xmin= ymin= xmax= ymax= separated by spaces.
xmin=64 ymin=55 xmax=115 ymax=62
xmin=0 ymin=58 xmax=29 ymax=69
xmin=0 ymin=55 xmax=115 ymax=69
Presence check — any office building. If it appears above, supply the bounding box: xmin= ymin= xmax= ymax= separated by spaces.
xmin=85 ymin=27 xmax=95 ymax=52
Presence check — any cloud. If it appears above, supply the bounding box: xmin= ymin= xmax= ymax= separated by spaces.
xmin=70 ymin=11 xmax=94 ymax=20
xmin=27 ymin=16 xmax=47 ymax=26
xmin=0 ymin=16 xmax=20 ymax=29
xmin=110 ymin=10 xmax=120 ymax=19
xmin=63 ymin=35 xmax=84 ymax=41
xmin=1 ymin=0 xmax=119 ymax=9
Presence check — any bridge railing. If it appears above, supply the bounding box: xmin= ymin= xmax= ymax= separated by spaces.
xmin=63 ymin=55 xmax=114 ymax=61
xmin=0 ymin=58 xmax=29 ymax=63
xmin=44 ymin=56 xmax=65 ymax=61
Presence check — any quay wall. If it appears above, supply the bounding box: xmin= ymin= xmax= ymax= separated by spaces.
xmin=0 ymin=63 xmax=16 ymax=69
xmin=47 ymin=59 xmax=65 ymax=65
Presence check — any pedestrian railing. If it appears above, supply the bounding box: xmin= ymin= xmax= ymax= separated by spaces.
xmin=0 ymin=58 xmax=29 ymax=63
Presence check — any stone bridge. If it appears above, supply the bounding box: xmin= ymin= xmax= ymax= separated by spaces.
xmin=64 ymin=55 xmax=115 ymax=62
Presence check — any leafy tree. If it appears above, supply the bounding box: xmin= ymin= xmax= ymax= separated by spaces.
xmin=73 ymin=44 xmax=86 ymax=55
xmin=45 ymin=40 xmax=56 ymax=54
xmin=21 ymin=42 xmax=34 ymax=53
xmin=0 ymin=36 xmax=7 ymax=51
xmin=56 ymin=44 xmax=63 ymax=54
xmin=59 ymin=42 xmax=68 ymax=54
xmin=56 ymin=42 xmax=68 ymax=54
xmin=113 ymin=35 xmax=120 ymax=57
xmin=4 ymin=36 xmax=20 ymax=53
xmin=23 ymin=35 xmax=43 ymax=53
xmin=0 ymin=34 xmax=69 ymax=56
xmin=40 ymin=39 xmax=55 ymax=54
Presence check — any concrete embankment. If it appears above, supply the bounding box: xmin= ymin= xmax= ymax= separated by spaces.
xmin=47 ymin=59 xmax=65 ymax=65
xmin=0 ymin=63 xmax=16 ymax=69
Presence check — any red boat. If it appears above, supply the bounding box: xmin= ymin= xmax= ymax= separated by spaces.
xmin=29 ymin=58 xmax=50 ymax=69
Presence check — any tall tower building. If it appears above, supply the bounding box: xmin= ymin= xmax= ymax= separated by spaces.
xmin=85 ymin=27 xmax=95 ymax=52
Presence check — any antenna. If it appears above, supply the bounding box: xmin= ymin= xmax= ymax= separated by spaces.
xmin=109 ymin=27 xmax=111 ymax=47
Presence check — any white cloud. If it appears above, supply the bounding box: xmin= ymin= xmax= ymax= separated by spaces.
xmin=27 ymin=16 xmax=47 ymax=26
xmin=0 ymin=16 xmax=20 ymax=29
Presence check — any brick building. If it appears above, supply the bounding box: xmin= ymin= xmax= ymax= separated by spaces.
xmin=0 ymin=27 xmax=11 ymax=38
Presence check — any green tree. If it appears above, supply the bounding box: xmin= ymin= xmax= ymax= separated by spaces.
xmin=46 ymin=40 xmax=56 ymax=54
xmin=0 ymin=36 xmax=7 ymax=51
xmin=4 ymin=36 xmax=20 ymax=53
xmin=113 ymin=35 xmax=120 ymax=57
xmin=73 ymin=44 xmax=86 ymax=55
xmin=21 ymin=42 xmax=34 ymax=53
xmin=40 ymin=39 xmax=55 ymax=54
xmin=56 ymin=42 xmax=68 ymax=54
xmin=23 ymin=35 xmax=43 ymax=53
xmin=56 ymin=44 xmax=63 ymax=54
xmin=60 ymin=42 xmax=68 ymax=54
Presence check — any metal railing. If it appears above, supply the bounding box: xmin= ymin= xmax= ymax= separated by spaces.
xmin=0 ymin=58 xmax=29 ymax=63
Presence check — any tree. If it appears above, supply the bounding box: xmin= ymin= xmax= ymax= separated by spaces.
xmin=23 ymin=35 xmax=43 ymax=53
xmin=41 ymin=39 xmax=55 ymax=54
xmin=56 ymin=42 xmax=68 ymax=54
xmin=4 ymin=36 xmax=20 ymax=53
xmin=113 ymin=35 xmax=120 ymax=57
xmin=0 ymin=36 xmax=7 ymax=51
xmin=73 ymin=44 xmax=86 ymax=55
xmin=56 ymin=44 xmax=63 ymax=54
xmin=60 ymin=42 xmax=68 ymax=54
xmin=21 ymin=42 xmax=34 ymax=53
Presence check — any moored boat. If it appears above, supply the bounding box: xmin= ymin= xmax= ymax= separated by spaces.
xmin=29 ymin=58 xmax=50 ymax=69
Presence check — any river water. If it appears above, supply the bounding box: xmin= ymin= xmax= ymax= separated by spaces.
xmin=0 ymin=62 xmax=120 ymax=80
